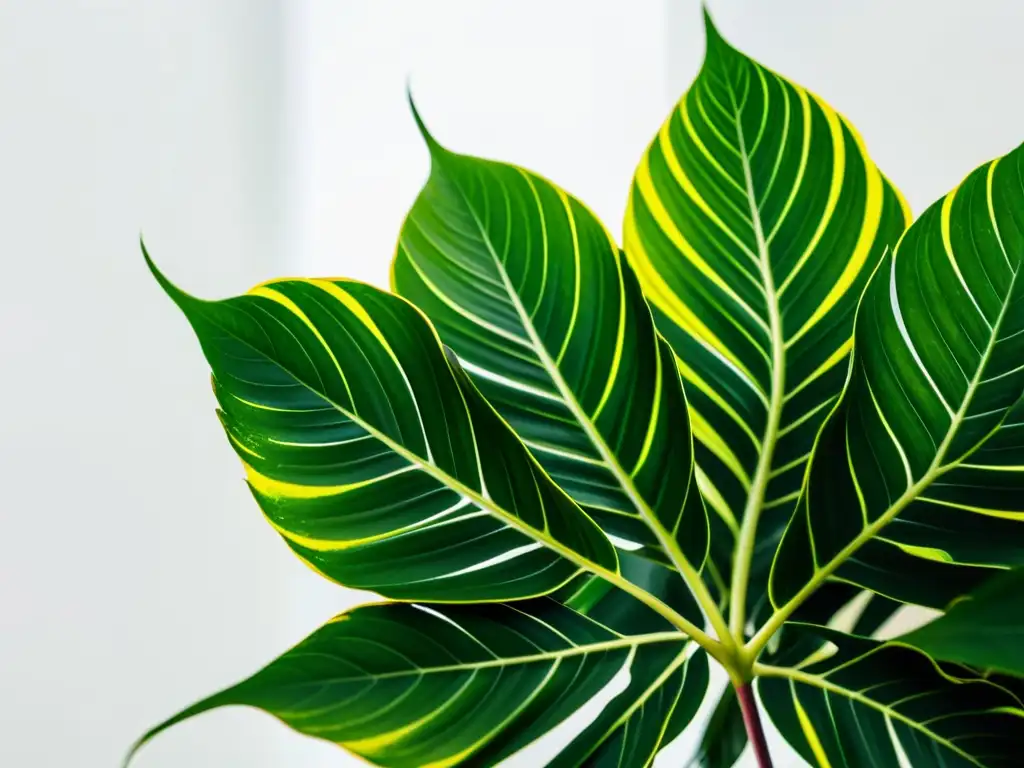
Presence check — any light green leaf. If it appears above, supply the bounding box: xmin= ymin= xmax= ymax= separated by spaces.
xmin=901 ymin=565 xmax=1024 ymax=677
xmin=622 ymin=10 xmax=910 ymax=630
xmin=768 ymin=141 xmax=1024 ymax=635
xmin=144 ymin=247 xmax=621 ymax=603
xmin=757 ymin=626 xmax=1024 ymax=768
xmin=126 ymin=599 xmax=708 ymax=768
xmin=391 ymin=100 xmax=714 ymax=623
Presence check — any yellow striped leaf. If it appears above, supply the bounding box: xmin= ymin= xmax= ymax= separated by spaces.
xmin=392 ymin=101 xmax=718 ymax=630
xmin=757 ymin=626 xmax=1024 ymax=768
xmin=766 ymin=140 xmax=1024 ymax=640
xmin=128 ymin=586 xmax=709 ymax=767
xmin=623 ymin=12 xmax=909 ymax=626
xmin=143 ymin=246 xmax=622 ymax=603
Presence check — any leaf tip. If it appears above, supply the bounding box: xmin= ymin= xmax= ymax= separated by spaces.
xmin=140 ymin=237 xmax=175 ymax=297
xmin=406 ymin=85 xmax=444 ymax=155
xmin=139 ymin=238 xmax=203 ymax=312
xmin=700 ymin=3 xmax=729 ymax=54
xmin=700 ymin=1 xmax=715 ymax=28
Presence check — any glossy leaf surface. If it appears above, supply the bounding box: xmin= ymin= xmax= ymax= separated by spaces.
xmin=392 ymin=107 xmax=709 ymax=584
xmin=766 ymin=583 xmax=902 ymax=667
xmin=130 ymin=8 xmax=1024 ymax=768
xmin=623 ymin=12 xmax=909 ymax=622
xmin=128 ymin=599 xmax=708 ymax=768
xmin=758 ymin=626 xmax=1024 ymax=768
xmin=771 ymin=142 xmax=1024 ymax=612
xmin=146 ymin=250 xmax=618 ymax=602
xmin=901 ymin=565 xmax=1024 ymax=676
xmin=549 ymin=553 xmax=711 ymax=766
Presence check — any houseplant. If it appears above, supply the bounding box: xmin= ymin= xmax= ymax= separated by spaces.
xmin=127 ymin=9 xmax=1024 ymax=767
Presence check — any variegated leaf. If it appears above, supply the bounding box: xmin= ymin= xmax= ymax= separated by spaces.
xmin=757 ymin=626 xmax=1024 ymax=768
xmin=901 ymin=565 xmax=1024 ymax=677
xmin=623 ymin=11 xmax=909 ymax=627
xmin=770 ymin=141 xmax=1024 ymax=620
xmin=392 ymin=104 xmax=714 ymax=623
xmin=127 ymin=594 xmax=708 ymax=767
xmin=144 ymin=247 xmax=621 ymax=602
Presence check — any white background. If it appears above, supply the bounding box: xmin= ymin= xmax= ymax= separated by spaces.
xmin=2 ymin=1 xmax=1023 ymax=766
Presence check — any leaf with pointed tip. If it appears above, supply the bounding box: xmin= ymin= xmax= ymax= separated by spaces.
xmin=391 ymin=103 xmax=710 ymax=594
xmin=770 ymin=141 xmax=1024 ymax=616
xmin=145 ymin=249 xmax=619 ymax=602
xmin=127 ymin=599 xmax=709 ymax=768
xmin=757 ymin=626 xmax=1024 ymax=768
xmin=623 ymin=11 xmax=910 ymax=624
xmin=900 ymin=565 xmax=1024 ymax=677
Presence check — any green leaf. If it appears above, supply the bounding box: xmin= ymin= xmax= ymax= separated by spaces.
xmin=766 ymin=583 xmax=902 ymax=666
xmin=901 ymin=565 xmax=1024 ymax=676
xmin=391 ymin=99 xmax=712 ymax=610
xmin=769 ymin=141 xmax=1024 ymax=623
xmin=547 ymin=555 xmax=712 ymax=766
xmin=144 ymin=246 xmax=620 ymax=602
xmin=126 ymin=599 xmax=708 ymax=768
xmin=757 ymin=626 xmax=1024 ymax=768
xmin=622 ymin=11 xmax=910 ymax=627
xmin=689 ymin=687 xmax=747 ymax=768
xmin=554 ymin=550 xmax=703 ymax=634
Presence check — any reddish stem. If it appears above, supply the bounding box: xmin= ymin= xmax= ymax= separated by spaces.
xmin=736 ymin=683 xmax=773 ymax=767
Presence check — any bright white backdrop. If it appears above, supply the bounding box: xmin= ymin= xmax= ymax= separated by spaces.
xmin=3 ymin=1 xmax=1024 ymax=766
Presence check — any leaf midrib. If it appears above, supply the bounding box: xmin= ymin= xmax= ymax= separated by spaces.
xmin=189 ymin=284 xmax=721 ymax=653
xmin=752 ymin=264 xmax=1023 ymax=655
xmin=437 ymin=158 xmax=729 ymax=646
xmin=282 ymin=631 xmax=686 ymax=684
xmin=194 ymin=293 xmax=605 ymax=575
xmin=728 ymin=81 xmax=787 ymax=641
xmin=754 ymin=662 xmax=987 ymax=767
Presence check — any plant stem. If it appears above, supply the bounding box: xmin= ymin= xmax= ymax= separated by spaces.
xmin=735 ymin=682 xmax=773 ymax=768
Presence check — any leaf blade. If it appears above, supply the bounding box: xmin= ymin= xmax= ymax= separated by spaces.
xmin=757 ymin=627 xmax=1024 ymax=768
xmin=689 ymin=686 xmax=748 ymax=768
xmin=391 ymin=102 xmax=717 ymax=625
xmin=900 ymin=565 xmax=1024 ymax=677
xmin=769 ymin=142 xmax=1024 ymax=624
xmin=127 ymin=599 xmax=707 ymax=768
xmin=623 ymin=12 xmax=909 ymax=626
xmin=145 ymin=248 xmax=618 ymax=602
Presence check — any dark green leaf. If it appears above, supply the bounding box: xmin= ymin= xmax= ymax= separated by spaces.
xmin=623 ymin=9 xmax=909 ymax=626
xmin=127 ymin=600 xmax=707 ymax=768
xmin=901 ymin=566 xmax=1024 ymax=676
xmin=771 ymin=141 xmax=1024 ymax=616
xmin=758 ymin=626 xmax=1024 ymax=768
xmin=767 ymin=584 xmax=902 ymax=666
xmin=554 ymin=550 xmax=703 ymax=635
xmin=551 ymin=551 xmax=713 ymax=766
xmin=689 ymin=687 xmax=747 ymax=768
xmin=145 ymin=247 xmax=619 ymax=602
xmin=392 ymin=99 xmax=710 ymax=599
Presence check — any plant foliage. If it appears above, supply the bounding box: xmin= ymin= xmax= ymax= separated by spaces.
xmin=127 ymin=10 xmax=1024 ymax=768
